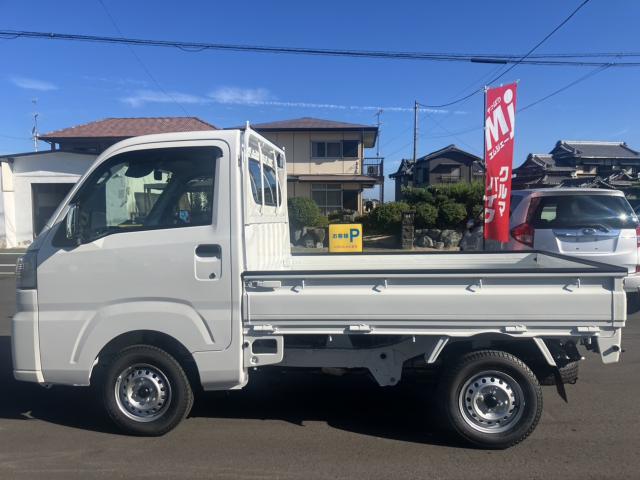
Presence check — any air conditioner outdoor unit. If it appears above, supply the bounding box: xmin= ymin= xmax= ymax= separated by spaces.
xmin=367 ymin=166 xmax=378 ymax=176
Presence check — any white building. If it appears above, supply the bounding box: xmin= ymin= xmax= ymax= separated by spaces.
xmin=0 ymin=117 xmax=217 ymax=248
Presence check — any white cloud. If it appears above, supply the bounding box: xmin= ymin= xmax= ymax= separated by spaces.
xmin=121 ymin=85 xmax=466 ymax=115
xmin=208 ymin=87 xmax=271 ymax=105
xmin=83 ymin=75 xmax=148 ymax=87
xmin=121 ymin=89 xmax=208 ymax=107
xmin=10 ymin=76 xmax=58 ymax=91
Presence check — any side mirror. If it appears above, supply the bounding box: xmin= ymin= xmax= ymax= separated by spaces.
xmin=65 ymin=203 xmax=80 ymax=243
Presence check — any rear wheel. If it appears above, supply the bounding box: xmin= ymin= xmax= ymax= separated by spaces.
xmin=438 ymin=350 xmax=543 ymax=449
xmin=101 ymin=345 xmax=193 ymax=436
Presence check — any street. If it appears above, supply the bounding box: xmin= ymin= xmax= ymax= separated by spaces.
xmin=0 ymin=275 xmax=638 ymax=479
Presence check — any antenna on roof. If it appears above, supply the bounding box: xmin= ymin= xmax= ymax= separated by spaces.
xmin=31 ymin=98 xmax=39 ymax=152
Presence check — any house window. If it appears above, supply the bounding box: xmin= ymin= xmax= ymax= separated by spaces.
xmin=311 ymin=183 xmax=342 ymax=214
xmin=311 ymin=141 xmax=360 ymax=159
xmin=342 ymin=140 xmax=359 ymax=158
xmin=312 ymin=142 xmax=326 ymax=158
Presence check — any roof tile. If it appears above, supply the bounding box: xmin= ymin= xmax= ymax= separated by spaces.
xmin=40 ymin=117 xmax=217 ymax=140
xmin=250 ymin=117 xmax=376 ymax=130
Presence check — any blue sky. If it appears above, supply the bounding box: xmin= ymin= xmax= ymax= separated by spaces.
xmin=1 ymin=0 xmax=639 ymax=199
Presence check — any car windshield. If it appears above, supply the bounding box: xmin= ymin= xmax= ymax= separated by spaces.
xmin=530 ymin=194 xmax=639 ymax=230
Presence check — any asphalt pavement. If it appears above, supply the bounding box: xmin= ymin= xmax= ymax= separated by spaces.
xmin=0 ymin=275 xmax=639 ymax=479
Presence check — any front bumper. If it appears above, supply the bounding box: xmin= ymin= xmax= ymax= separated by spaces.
xmin=12 ymin=289 xmax=44 ymax=383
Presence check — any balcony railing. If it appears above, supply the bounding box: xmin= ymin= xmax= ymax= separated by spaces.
xmin=362 ymin=157 xmax=384 ymax=178
xmin=432 ymin=174 xmax=462 ymax=184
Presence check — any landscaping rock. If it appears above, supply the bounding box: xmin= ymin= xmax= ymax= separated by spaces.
xmin=291 ymin=228 xmax=303 ymax=243
xmin=434 ymin=241 xmax=445 ymax=250
xmin=342 ymin=211 xmax=357 ymax=222
xmin=459 ymin=227 xmax=483 ymax=251
xmin=305 ymin=227 xmax=326 ymax=244
xmin=416 ymin=235 xmax=434 ymax=248
xmin=441 ymin=230 xmax=463 ymax=248
xmin=426 ymin=229 xmax=442 ymax=241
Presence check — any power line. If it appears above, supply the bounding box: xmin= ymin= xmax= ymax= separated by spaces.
xmin=426 ymin=64 xmax=611 ymax=140
xmin=3 ymin=26 xmax=640 ymax=67
xmin=419 ymin=0 xmax=593 ymax=108
xmin=423 ymin=111 xmax=480 ymax=155
xmin=95 ymin=0 xmax=191 ymax=116
xmin=0 ymin=133 xmax=30 ymax=140
xmin=519 ymin=64 xmax=611 ymax=112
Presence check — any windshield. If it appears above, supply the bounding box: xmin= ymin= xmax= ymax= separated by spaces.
xmin=530 ymin=194 xmax=639 ymax=230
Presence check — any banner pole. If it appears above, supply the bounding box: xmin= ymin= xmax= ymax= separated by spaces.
xmin=482 ymin=86 xmax=487 ymax=252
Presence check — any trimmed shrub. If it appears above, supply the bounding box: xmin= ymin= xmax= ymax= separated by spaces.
xmin=368 ymin=201 xmax=410 ymax=234
xmin=401 ymin=186 xmax=434 ymax=205
xmin=288 ymin=197 xmax=320 ymax=228
xmin=414 ymin=202 xmax=438 ymax=228
xmin=438 ymin=202 xmax=468 ymax=228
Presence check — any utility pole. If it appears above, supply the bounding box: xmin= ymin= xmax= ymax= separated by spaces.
xmin=375 ymin=109 xmax=384 ymax=203
xmin=31 ymin=98 xmax=39 ymax=152
xmin=412 ymin=100 xmax=418 ymax=162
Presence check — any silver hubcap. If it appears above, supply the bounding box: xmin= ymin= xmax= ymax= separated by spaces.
xmin=458 ymin=370 xmax=524 ymax=434
xmin=114 ymin=363 xmax=172 ymax=422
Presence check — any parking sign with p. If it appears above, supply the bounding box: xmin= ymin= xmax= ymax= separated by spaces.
xmin=328 ymin=224 xmax=363 ymax=253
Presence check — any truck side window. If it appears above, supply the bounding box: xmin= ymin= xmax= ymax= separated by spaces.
xmin=248 ymin=158 xmax=281 ymax=207
xmin=61 ymin=146 xmax=218 ymax=244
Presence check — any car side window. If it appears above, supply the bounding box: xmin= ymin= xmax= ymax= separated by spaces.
xmin=61 ymin=146 xmax=218 ymax=244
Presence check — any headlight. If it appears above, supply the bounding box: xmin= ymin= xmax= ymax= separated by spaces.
xmin=16 ymin=251 xmax=37 ymax=290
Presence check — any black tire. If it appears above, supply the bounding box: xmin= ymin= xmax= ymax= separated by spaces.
xmin=101 ymin=345 xmax=193 ymax=436
xmin=538 ymin=361 xmax=579 ymax=386
xmin=438 ymin=350 xmax=543 ymax=449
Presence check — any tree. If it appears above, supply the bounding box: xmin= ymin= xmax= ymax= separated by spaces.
xmin=288 ymin=197 xmax=321 ymax=228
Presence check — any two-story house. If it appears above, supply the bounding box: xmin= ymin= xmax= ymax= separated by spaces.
xmin=251 ymin=117 xmax=381 ymax=214
xmin=390 ymin=144 xmax=483 ymax=200
xmin=512 ymin=140 xmax=640 ymax=190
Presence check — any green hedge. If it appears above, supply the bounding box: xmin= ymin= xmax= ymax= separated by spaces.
xmin=366 ymin=201 xmax=410 ymax=234
xmin=438 ymin=202 xmax=467 ymax=228
xmin=414 ymin=202 xmax=438 ymax=228
xmin=362 ymin=182 xmax=484 ymax=233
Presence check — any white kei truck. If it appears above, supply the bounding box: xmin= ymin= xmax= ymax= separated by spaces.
xmin=12 ymin=128 xmax=627 ymax=449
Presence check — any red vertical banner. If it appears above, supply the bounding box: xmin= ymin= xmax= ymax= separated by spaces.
xmin=484 ymin=83 xmax=517 ymax=242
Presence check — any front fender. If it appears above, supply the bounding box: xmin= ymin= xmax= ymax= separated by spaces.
xmin=42 ymin=299 xmax=218 ymax=386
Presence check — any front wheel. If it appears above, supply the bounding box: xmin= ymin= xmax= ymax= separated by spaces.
xmin=101 ymin=345 xmax=193 ymax=436
xmin=438 ymin=350 xmax=543 ymax=449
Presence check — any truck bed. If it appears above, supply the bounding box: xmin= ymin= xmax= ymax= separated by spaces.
xmin=243 ymin=251 xmax=626 ymax=338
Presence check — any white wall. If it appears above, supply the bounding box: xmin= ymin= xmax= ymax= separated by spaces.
xmin=1 ymin=151 xmax=96 ymax=247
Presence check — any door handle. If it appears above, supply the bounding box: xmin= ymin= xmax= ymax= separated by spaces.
xmin=195 ymin=244 xmax=221 ymax=258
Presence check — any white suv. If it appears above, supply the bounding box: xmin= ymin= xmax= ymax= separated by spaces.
xmin=461 ymin=188 xmax=640 ymax=304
